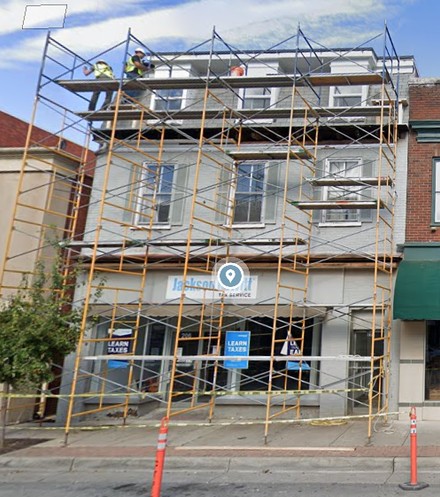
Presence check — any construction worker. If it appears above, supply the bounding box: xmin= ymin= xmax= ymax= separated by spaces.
xmin=124 ymin=47 xmax=155 ymax=99
xmin=82 ymin=60 xmax=115 ymax=111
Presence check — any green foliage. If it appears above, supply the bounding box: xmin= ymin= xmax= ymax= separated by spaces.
xmin=0 ymin=252 xmax=84 ymax=390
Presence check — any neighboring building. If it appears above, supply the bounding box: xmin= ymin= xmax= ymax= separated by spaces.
xmin=51 ymin=31 xmax=418 ymax=434
xmin=0 ymin=110 xmax=94 ymax=292
xmin=394 ymin=80 xmax=440 ymax=419
xmin=0 ymin=110 xmax=95 ymax=421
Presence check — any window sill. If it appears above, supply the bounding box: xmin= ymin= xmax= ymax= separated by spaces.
xmin=130 ymin=224 xmax=172 ymax=230
xmin=318 ymin=222 xmax=362 ymax=228
xmin=230 ymin=223 xmax=266 ymax=229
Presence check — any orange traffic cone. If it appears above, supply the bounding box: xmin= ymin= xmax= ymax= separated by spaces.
xmin=151 ymin=417 xmax=169 ymax=497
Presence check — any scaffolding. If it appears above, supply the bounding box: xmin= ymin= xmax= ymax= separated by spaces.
xmin=0 ymin=26 xmax=402 ymax=442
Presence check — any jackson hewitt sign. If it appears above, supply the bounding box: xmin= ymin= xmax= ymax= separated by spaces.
xmin=166 ymin=275 xmax=258 ymax=301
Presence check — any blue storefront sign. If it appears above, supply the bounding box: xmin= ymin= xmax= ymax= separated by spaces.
xmin=224 ymin=331 xmax=250 ymax=369
xmin=287 ymin=361 xmax=311 ymax=371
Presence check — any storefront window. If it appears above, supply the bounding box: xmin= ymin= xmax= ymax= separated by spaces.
xmin=426 ymin=321 xmax=440 ymax=401
xmin=225 ymin=317 xmax=318 ymax=392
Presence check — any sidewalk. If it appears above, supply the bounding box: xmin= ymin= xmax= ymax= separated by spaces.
xmin=1 ymin=415 xmax=440 ymax=476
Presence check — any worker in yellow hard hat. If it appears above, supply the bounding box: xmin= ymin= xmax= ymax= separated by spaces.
xmin=83 ymin=59 xmax=115 ymax=111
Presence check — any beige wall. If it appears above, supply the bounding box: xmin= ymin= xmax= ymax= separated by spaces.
xmin=398 ymin=321 xmax=440 ymax=420
xmin=399 ymin=321 xmax=425 ymax=405
xmin=0 ymin=150 xmax=79 ymax=297
xmin=0 ymin=155 xmax=22 ymax=272
xmin=0 ymin=150 xmax=81 ymax=423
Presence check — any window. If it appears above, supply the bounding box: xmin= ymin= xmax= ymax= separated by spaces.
xmin=433 ymin=159 xmax=440 ymax=224
xmin=426 ymin=321 xmax=440 ymax=401
xmin=233 ymin=163 xmax=265 ymax=224
xmin=242 ymin=88 xmax=272 ymax=110
xmin=154 ymin=89 xmax=184 ymax=111
xmin=137 ymin=164 xmax=174 ymax=224
xmin=331 ymin=85 xmax=366 ymax=107
xmin=322 ymin=159 xmax=362 ymax=223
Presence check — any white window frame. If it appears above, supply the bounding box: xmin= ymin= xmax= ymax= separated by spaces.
xmin=149 ymin=64 xmax=189 ymax=117
xmin=329 ymin=85 xmax=368 ymax=108
xmin=241 ymin=87 xmax=272 ymax=110
xmin=433 ymin=159 xmax=440 ymax=224
xmin=153 ymin=88 xmax=186 ymax=112
xmin=236 ymin=63 xmax=279 ymax=123
xmin=321 ymin=158 xmax=363 ymax=225
xmin=135 ymin=163 xmax=175 ymax=226
xmin=231 ymin=162 xmax=266 ymax=226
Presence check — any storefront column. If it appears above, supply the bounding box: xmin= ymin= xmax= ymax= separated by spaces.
xmin=398 ymin=321 xmax=425 ymax=417
xmin=388 ymin=320 xmax=401 ymax=414
xmin=319 ymin=307 xmax=350 ymax=417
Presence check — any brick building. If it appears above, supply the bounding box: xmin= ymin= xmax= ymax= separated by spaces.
xmin=394 ymin=80 xmax=440 ymax=419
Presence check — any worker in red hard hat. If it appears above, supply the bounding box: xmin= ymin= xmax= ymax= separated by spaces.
xmin=124 ymin=47 xmax=155 ymax=99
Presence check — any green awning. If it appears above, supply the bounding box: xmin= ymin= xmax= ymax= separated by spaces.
xmin=394 ymin=245 xmax=440 ymax=320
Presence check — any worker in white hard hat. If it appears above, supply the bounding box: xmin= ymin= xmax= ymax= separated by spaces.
xmin=82 ymin=59 xmax=115 ymax=111
xmin=124 ymin=47 xmax=155 ymax=99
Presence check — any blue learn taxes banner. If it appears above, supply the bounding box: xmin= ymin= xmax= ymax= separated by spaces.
xmin=224 ymin=331 xmax=250 ymax=369
xmin=107 ymin=328 xmax=132 ymax=369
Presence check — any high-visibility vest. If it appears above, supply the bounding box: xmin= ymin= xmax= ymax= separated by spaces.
xmin=93 ymin=62 xmax=114 ymax=79
xmin=125 ymin=56 xmax=143 ymax=76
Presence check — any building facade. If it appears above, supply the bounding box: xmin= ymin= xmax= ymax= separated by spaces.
xmin=45 ymin=28 xmax=418 ymax=437
xmin=394 ymin=79 xmax=440 ymax=419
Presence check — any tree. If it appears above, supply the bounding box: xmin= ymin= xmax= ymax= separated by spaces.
xmin=0 ymin=251 xmax=85 ymax=448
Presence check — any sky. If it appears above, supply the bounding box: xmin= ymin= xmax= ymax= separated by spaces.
xmin=0 ymin=0 xmax=438 ymax=128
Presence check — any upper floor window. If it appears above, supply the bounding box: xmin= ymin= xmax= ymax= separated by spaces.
xmin=154 ymin=89 xmax=184 ymax=111
xmin=330 ymin=85 xmax=366 ymax=107
xmin=322 ymin=158 xmax=364 ymax=223
xmin=233 ymin=163 xmax=265 ymax=224
xmin=242 ymin=88 xmax=272 ymax=110
xmin=433 ymin=159 xmax=440 ymax=224
xmin=137 ymin=164 xmax=175 ymax=224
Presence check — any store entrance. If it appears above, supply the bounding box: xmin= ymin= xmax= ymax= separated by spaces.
xmin=349 ymin=329 xmax=384 ymax=412
xmin=231 ymin=317 xmax=315 ymax=393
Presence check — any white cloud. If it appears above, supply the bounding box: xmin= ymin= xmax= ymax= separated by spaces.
xmin=0 ymin=0 xmax=417 ymax=68
xmin=0 ymin=0 xmax=150 ymax=35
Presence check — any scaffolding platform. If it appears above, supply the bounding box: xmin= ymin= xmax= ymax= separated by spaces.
xmin=57 ymin=72 xmax=389 ymax=93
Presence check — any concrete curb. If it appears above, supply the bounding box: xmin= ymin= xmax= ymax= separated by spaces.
xmin=2 ymin=454 xmax=440 ymax=474
xmin=0 ymin=457 xmax=75 ymax=471
xmin=0 ymin=455 xmax=395 ymax=473
xmin=394 ymin=457 xmax=440 ymax=472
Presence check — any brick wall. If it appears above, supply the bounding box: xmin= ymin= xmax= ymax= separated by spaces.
xmin=0 ymin=110 xmax=91 ymax=163
xmin=409 ymin=82 xmax=440 ymax=121
xmin=407 ymin=82 xmax=440 ymax=241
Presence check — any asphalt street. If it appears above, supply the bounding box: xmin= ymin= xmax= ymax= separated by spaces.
xmin=0 ymin=468 xmax=439 ymax=497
